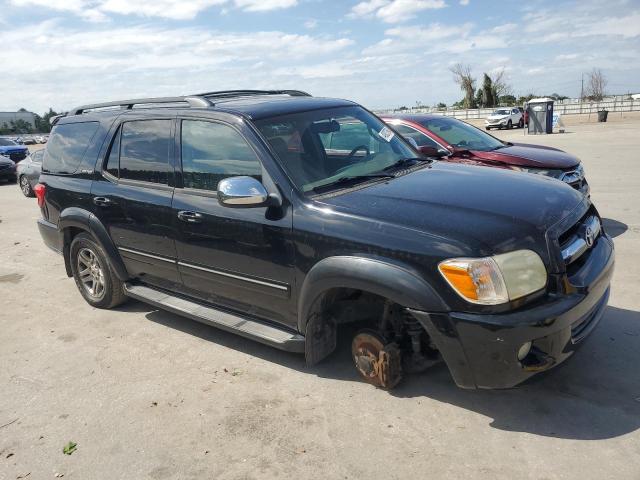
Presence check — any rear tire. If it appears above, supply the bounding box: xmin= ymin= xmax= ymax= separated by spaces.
xmin=70 ymin=233 xmax=127 ymax=309
xmin=19 ymin=176 xmax=34 ymax=197
xmin=518 ymin=118 xmax=524 ymax=128
xmin=507 ymin=120 xmax=513 ymax=129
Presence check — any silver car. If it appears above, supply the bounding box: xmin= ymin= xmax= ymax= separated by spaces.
xmin=16 ymin=149 xmax=43 ymax=197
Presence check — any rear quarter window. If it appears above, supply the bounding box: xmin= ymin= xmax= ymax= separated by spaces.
xmin=43 ymin=121 xmax=99 ymax=174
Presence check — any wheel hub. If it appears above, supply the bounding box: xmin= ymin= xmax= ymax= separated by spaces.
xmin=351 ymin=331 xmax=402 ymax=389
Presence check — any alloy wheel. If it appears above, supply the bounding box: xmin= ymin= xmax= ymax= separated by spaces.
xmin=20 ymin=176 xmax=30 ymax=195
xmin=77 ymin=247 xmax=106 ymax=299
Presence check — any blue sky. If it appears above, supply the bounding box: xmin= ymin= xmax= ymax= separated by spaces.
xmin=1 ymin=0 xmax=639 ymax=114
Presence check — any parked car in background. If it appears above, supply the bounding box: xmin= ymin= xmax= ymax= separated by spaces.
xmin=484 ymin=107 xmax=524 ymax=130
xmin=16 ymin=149 xmax=43 ymax=197
xmin=382 ymin=114 xmax=589 ymax=195
xmin=35 ymin=90 xmax=612 ymax=390
xmin=518 ymin=106 xmax=529 ymax=127
xmin=0 ymin=154 xmax=17 ymax=183
xmin=22 ymin=137 xmax=37 ymax=145
xmin=0 ymin=138 xmax=29 ymax=163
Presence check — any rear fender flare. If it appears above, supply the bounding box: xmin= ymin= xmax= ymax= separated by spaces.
xmin=58 ymin=208 xmax=129 ymax=281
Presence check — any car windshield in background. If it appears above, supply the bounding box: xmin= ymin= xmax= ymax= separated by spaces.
xmin=255 ymin=106 xmax=416 ymax=193
xmin=418 ymin=117 xmax=504 ymax=152
xmin=494 ymin=109 xmax=511 ymax=115
xmin=0 ymin=139 xmax=18 ymax=146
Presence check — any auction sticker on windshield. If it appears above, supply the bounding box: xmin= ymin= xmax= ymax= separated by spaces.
xmin=378 ymin=126 xmax=394 ymax=142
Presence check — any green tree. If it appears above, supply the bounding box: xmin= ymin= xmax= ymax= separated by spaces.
xmin=481 ymin=73 xmax=495 ymax=107
xmin=498 ymin=94 xmax=517 ymax=106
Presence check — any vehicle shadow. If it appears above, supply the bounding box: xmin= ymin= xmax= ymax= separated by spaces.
xmin=602 ymin=218 xmax=628 ymax=238
xmin=119 ymin=302 xmax=640 ymax=440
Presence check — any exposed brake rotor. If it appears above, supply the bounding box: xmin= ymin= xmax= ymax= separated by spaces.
xmin=351 ymin=330 xmax=402 ymax=389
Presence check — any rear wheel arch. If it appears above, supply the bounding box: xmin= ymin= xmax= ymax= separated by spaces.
xmin=59 ymin=208 xmax=129 ymax=281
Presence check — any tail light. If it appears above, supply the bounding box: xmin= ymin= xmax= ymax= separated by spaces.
xmin=34 ymin=183 xmax=46 ymax=208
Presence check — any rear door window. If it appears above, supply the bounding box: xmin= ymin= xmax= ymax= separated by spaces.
xmin=119 ymin=120 xmax=172 ymax=184
xmin=43 ymin=121 xmax=99 ymax=174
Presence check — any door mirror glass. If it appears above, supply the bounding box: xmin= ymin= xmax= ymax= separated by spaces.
xmin=217 ymin=176 xmax=269 ymax=207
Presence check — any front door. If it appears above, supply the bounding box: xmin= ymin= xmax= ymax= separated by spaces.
xmin=91 ymin=117 xmax=180 ymax=290
xmin=172 ymin=118 xmax=296 ymax=327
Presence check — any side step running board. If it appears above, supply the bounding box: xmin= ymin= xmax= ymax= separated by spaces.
xmin=124 ymin=283 xmax=305 ymax=353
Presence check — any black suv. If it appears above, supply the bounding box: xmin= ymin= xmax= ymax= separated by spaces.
xmin=36 ymin=90 xmax=614 ymax=389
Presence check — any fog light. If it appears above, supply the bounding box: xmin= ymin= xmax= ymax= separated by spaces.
xmin=517 ymin=341 xmax=532 ymax=361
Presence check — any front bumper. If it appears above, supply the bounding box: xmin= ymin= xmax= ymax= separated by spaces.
xmin=410 ymin=234 xmax=614 ymax=389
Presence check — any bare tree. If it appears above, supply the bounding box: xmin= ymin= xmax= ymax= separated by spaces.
xmin=450 ymin=63 xmax=476 ymax=108
xmin=491 ymin=68 xmax=512 ymax=103
xmin=584 ymin=68 xmax=607 ymax=101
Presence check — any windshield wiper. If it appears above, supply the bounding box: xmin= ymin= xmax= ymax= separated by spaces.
xmin=382 ymin=157 xmax=429 ymax=172
xmin=312 ymin=174 xmax=395 ymax=193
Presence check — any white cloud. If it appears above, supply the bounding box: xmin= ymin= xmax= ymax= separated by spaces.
xmin=9 ymin=0 xmax=298 ymax=21
xmin=99 ymin=0 xmax=226 ymax=20
xmin=234 ymin=0 xmax=297 ymax=12
xmin=304 ymin=19 xmax=318 ymax=29
xmin=349 ymin=0 xmax=446 ymax=23
xmin=459 ymin=0 xmax=469 ymax=4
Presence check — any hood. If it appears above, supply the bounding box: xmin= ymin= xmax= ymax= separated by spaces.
xmin=0 ymin=155 xmax=14 ymax=166
xmin=318 ymin=162 xmax=583 ymax=258
xmin=0 ymin=145 xmax=28 ymax=153
xmin=470 ymin=143 xmax=581 ymax=169
xmin=487 ymin=114 xmax=509 ymax=121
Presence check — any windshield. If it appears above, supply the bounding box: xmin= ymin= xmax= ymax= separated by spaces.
xmin=0 ymin=138 xmax=17 ymax=146
xmin=494 ymin=109 xmax=511 ymax=115
xmin=417 ymin=117 xmax=504 ymax=152
xmin=255 ymin=106 xmax=417 ymax=193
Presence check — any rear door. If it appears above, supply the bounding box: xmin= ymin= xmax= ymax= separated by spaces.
xmin=171 ymin=116 xmax=296 ymax=327
xmin=91 ymin=116 xmax=180 ymax=290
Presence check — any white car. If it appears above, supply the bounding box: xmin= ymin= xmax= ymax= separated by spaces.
xmin=485 ymin=107 xmax=524 ymax=130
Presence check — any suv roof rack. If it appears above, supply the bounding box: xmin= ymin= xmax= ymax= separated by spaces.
xmin=194 ymin=89 xmax=312 ymax=101
xmin=68 ymin=96 xmax=212 ymax=116
xmin=50 ymin=96 xmax=213 ymax=126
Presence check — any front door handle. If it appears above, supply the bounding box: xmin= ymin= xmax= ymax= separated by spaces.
xmin=177 ymin=211 xmax=203 ymax=223
xmin=93 ymin=196 xmax=114 ymax=207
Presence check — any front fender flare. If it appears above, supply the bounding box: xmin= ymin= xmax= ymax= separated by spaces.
xmin=297 ymin=256 xmax=448 ymax=335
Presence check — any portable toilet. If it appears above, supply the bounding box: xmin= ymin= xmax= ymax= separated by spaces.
xmin=527 ymin=98 xmax=554 ymax=134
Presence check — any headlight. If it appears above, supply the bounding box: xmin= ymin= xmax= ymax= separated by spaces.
xmin=438 ymin=250 xmax=547 ymax=305
xmin=511 ymin=166 xmax=559 ymax=178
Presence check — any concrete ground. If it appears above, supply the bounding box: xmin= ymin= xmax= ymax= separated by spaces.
xmin=1 ymin=120 xmax=639 ymax=480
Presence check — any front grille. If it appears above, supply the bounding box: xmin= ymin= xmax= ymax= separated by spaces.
xmin=9 ymin=152 xmax=27 ymax=162
xmin=0 ymin=164 xmax=11 ymax=171
xmin=559 ymin=208 xmax=601 ymax=268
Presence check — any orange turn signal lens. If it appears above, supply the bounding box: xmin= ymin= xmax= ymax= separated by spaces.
xmin=438 ymin=263 xmax=479 ymax=301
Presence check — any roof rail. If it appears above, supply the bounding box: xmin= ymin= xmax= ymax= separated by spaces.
xmin=69 ymin=96 xmax=212 ymax=116
xmin=194 ymin=89 xmax=312 ymax=101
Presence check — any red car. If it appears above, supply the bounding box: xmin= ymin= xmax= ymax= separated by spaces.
xmin=382 ymin=114 xmax=588 ymax=195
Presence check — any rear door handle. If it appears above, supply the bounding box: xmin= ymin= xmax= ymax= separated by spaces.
xmin=93 ymin=196 xmax=114 ymax=207
xmin=177 ymin=211 xmax=203 ymax=223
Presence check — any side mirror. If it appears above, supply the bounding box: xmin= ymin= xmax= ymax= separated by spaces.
xmin=217 ymin=176 xmax=269 ymax=207
xmin=418 ymin=145 xmax=449 ymax=157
